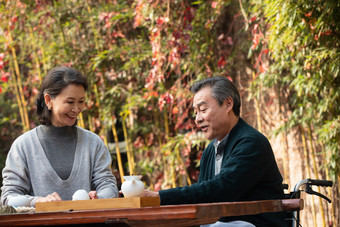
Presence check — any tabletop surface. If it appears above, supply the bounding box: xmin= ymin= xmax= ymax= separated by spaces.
xmin=0 ymin=199 xmax=303 ymax=227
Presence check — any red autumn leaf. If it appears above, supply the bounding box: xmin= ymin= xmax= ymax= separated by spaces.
xmin=305 ymin=12 xmax=312 ymax=17
xmin=11 ymin=16 xmax=18 ymax=24
xmin=157 ymin=17 xmax=164 ymax=25
xmin=1 ymin=75 xmax=8 ymax=82
xmin=172 ymin=106 xmax=179 ymax=114
xmin=226 ymin=76 xmax=233 ymax=82
xmin=133 ymin=136 xmax=144 ymax=148
xmin=218 ymin=56 xmax=226 ymax=68
xmin=251 ymin=35 xmax=259 ymax=50
xmin=134 ymin=14 xmax=142 ymax=28
xmin=32 ymin=87 xmax=39 ymax=95
xmin=151 ymin=91 xmax=158 ymax=97
xmin=259 ymin=65 xmax=264 ymax=73
xmin=0 ymin=86 xmax=2 ymax=94
xmin=324 ymin=30 xmax=332 ymax=35
xmin=183 ymin=7 xmax=193 ymax=23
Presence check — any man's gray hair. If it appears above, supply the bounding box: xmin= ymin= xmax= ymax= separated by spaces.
xmin=191 ymin=76 xmax=241 ymax=116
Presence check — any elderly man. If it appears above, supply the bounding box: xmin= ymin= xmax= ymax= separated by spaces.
xmin=143 ymin=76 xmax=286 ymax=226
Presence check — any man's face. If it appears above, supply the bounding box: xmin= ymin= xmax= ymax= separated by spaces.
xmin=193 ymin=86 xmax=230 ymax=141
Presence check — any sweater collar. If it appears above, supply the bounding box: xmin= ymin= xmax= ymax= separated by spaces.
xmin=40 ymin=125 xmax=76 ymax=139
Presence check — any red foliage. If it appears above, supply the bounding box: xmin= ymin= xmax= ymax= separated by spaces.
xmin=305 ymin=12 xmax=312 ymax=17
xmin=218 ymin=56 xmax=226 ymax=68
xmin=0 ymin=53 xmax=6 ymax=70
xmin=133 ymin=136 xmax=144 ymax=148
xmin=32 ymin=87 xmax=39 ymax=96
xmin=226 ymin=76 xmax=233 ymax=82
xmin=158 ymin=92 xmax=173 ymax=111
xmin=172 ymin=106 xmax=178 ymax=114
xmin=249 ymin=16 xmax=257 ymax=22
xmin=183 ymin=7 xmax=194 ymax=24
xmin=133 ymin=0 xmax=145 ymax=28
xmin=181 ymin=145 xmax=191 ymax=157
xmin=1 ymin=75 xmax=8 ymax=83
xmin=249 ymin=22 xmax=269 ymax=76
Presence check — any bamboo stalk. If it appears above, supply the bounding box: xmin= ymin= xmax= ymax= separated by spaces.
xmin=7 ymin=27 xmax=30 ymax=132
xmin=171 ymin=157 xmax=176 ymax=188
xmin=40 ymin=46 xmax=48 ymax=75
xmin=154 ymin=108 xmax=169 ymax=188
xmin=307 ymin=124 xmax=326 ymax=227
xmin=321 ymin=143 xmax=335 ymax=226
xmin=176 ymin=147 xmax=192 ymax=186
xmin=78 ymin=112 xmax=85 ymax=129
xmin=163 ymin=108 xmax=177 ymax=187
xmin=8 ymin=62 xmax=25 ymax=130
xmin=299 ymin=124 xmax=317 ymax=227
xmin=86 ymin=4 xmax=100 ymax=52
xmin=276 ymin=82 xmax=289 ymax=184
xmin=88 ymin=115 xmax=94 ymax=132
xmin=122 ymin=116 xmax=134 ymax=175
xmin=281 ymin=131 xmax=289 ymax=184
xmin=252 ymin=72 xmax=262 ymax=132
xmin=92 ymin=83 xmax=108 ymax=147
xmin=162 ymin=107 xmax=176 ymax=187
xmin=102 ymin=132 xmax=108 ymax=148
xmin=112 ymin=116 xmax=125 ymax=181
xmin=28 ymin=24 xmax=42 ymax=82
xmin=163 ymin=109 xmax=170 ymax=139
xmin=338 ymin=175 xmax=340 ymax=202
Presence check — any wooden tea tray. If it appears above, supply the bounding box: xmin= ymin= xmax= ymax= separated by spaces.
xmin=35 ymin=197 xmax=160 ymax=212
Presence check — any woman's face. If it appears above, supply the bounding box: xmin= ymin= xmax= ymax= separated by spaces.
xmin=45 ymin=84 xmax=85 ymax=127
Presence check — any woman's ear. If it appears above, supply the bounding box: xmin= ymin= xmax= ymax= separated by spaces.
xmin=44 ymin=93 xmax=52 ymax=110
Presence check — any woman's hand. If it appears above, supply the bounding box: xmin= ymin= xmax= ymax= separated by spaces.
xmin=36 ymin=192 xmax=62 ymax=203
xmin=89 ymin=191 xmax=98 ymax=199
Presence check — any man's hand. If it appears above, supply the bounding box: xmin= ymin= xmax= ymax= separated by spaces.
xmin=36 ymin=192 xmax=62 ymax=203
xmin=141 ymin=189 xmax=160 ymax=197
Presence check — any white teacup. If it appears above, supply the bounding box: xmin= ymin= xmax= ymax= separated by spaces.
xmin=72 ymin=189 xmax=90 ymax=201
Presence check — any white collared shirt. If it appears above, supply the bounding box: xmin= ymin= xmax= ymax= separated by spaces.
xmin=213 ymin=135 xmax=229 ymax=175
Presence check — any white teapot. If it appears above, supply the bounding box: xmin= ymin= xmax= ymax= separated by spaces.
xmin=121 ymin=175 xmax=145 ymax=198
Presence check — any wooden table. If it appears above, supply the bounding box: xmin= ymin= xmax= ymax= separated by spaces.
xmin=0 ymin=199 xmax=303 ymax=227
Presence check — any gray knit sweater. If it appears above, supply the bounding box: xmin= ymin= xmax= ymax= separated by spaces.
xmin=1 ymin=125 xmax=118 ymax=207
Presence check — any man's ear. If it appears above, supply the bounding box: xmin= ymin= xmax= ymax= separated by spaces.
xmin=44 ymin=93 xmax=52 ymax=110
xmin=224 ymin=97 xmax=234 ymax=113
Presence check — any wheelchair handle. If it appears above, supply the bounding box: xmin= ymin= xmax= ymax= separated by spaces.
xmin=293 ymin=178 xmax=333 ymax=192
xmin=308 ymin=179 xmax=333 ymax=187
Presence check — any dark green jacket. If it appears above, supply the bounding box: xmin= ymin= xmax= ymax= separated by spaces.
xmin=159 ymin=118 xmax=287 ymax=226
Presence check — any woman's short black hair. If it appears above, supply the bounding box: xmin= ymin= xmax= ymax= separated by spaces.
xmin=35 ymin=66 xmax=88 ymax=125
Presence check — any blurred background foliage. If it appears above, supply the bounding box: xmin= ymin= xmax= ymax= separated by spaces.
xmin=0 ymin=0 xmax=338 ymax=226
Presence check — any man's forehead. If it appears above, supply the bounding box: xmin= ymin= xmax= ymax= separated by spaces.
xmin=193 ymin=91 xmax=211 ymax=108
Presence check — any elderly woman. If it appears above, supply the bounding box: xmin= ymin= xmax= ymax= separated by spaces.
xmin=1 ymin=66 xmax=118 ymax=207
